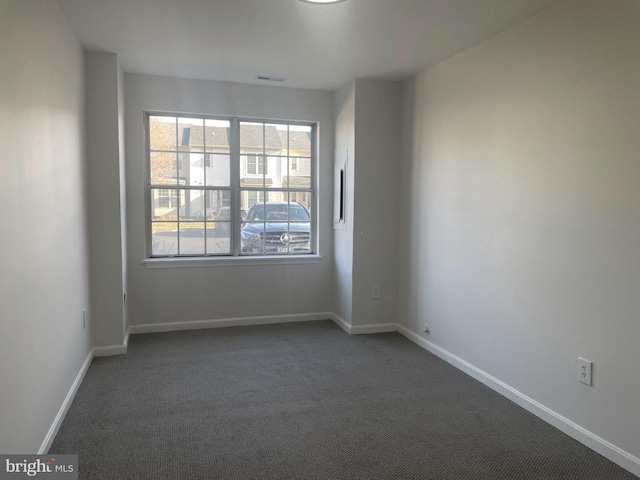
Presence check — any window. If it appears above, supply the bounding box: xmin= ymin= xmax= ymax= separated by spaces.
xmin=244 ymin=155 xmax=266 ymax=176
xmin=147 ymin=115 xmax=315 ymax=258
xmin=157 ymin=189 xmax=177 ymax=209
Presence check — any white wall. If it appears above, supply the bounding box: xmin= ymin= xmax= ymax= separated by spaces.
xmin=400 ymin=0 xmax=640 ymax=467
xmin=125 ymin=74 xmax=334 ymax=326
xmin=118 ymin=60 xmax=129 ymax=335
xmin=0 ymin=0 xmax=91 ymax=453
xmin=85 ymin=52 xmax=127 ymax=347
xmin=352 ymin=79 xmax=401 ymax=327
xmin=333 ymin=82 xmax=356 ymax=324
xmin=333 ymin=80 xmax=401 ymax=328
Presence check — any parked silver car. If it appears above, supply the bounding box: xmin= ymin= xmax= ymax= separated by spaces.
xmin=241 ymin=202 xmax=311 ymax=254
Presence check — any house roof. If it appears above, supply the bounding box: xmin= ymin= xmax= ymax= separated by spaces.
xmin=182 ymin=124 xmax=285 ymax=152
xmin=151 ymin=119 xmax=308 ymax=154
xmin=180 ymin=124 xmax=230 ymax=150
xmin=284 ymin=176 xmax=311 ymax=187
xmin=239 ymin=125 xmax=282 ymax=151
xmin=278 ymin=130 xmax=311 ymax=155
xmin=240 ymin=178 xmax=273 ymax=187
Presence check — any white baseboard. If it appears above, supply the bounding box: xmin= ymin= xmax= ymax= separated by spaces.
xmin=93 ymin=344 xmax=127 ymax=357
xmin=38 ymin=349 xmax=94 ymax=454
xmin=350 ymin=323 xmax=398 ymax=334
xmin=41 ymin=328 xmax=132 ymax=451
xmin=328 ymin=314 xmax=398 ymax=335
xmin=128 ymin=312 xmax=334 ymax=335
xmin=93 ymin=327 xmax=132 ymax=357
xmin=396 ymin=324 xmax=640 ymax=478
xmin=329 ymin=313 xmax=352 ymax=333
xmin=129 ymin=312 xmax=396 ymax=337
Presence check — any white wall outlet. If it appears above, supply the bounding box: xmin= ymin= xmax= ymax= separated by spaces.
xmin=82 ymin=309 xmax=87 ymax=329
xmin=578 ymin=358 xmax=592 ymax=386
xmin=371 ymin=284 xmax=381 ymax=300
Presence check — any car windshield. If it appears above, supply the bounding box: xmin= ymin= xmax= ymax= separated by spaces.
xmin=247 ymin=204 xmax=310 ymax=222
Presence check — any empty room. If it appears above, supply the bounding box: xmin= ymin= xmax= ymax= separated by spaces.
xmin=1 ymin=0 xmax=639 ymax=478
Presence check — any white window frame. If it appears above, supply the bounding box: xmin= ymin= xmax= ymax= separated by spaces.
xmin=144 ymin=113 xmax=319 ymax=266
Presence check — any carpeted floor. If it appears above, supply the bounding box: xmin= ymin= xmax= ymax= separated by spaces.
xmin=50 ymin=320 xmax=637 ymax=479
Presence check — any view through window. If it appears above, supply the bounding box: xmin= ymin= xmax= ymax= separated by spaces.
xmin=148 ymin=115 xmax=315 ymax=257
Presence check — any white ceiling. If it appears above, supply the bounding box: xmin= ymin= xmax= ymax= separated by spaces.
xmin=58 ymin=0 xmax=560 ymax=91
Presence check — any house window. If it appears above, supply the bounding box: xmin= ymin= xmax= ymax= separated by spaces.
xmin=243 ymin=190 xmax=265 ymax=209
xmin=147 ymin=115 xmax=315 ymax=258
xmin=157 ymin=189 xmax=177 ymax=209
xmin=244 ymin=155 xmax=266 ymax=176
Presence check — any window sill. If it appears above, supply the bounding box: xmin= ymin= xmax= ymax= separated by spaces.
xmin=143 ymin=255 xmax=322 ymax=269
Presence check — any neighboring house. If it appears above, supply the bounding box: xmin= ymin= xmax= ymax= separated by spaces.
xmin=278 ymin=128 xmax=312 ymax=207
xmin=150 ymin=118 xmax=312 ymax=221
xmin=149 ymin=119 xmax=232 ymax=221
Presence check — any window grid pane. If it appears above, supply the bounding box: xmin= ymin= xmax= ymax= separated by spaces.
xmin=149 ymin=115 xmax=314 ymax=257
xmin=239 ymin=190 xmax=312 ymax=256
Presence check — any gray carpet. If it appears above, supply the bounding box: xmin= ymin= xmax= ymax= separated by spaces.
xmin=50 ymin=320 xmax=637 ymax=479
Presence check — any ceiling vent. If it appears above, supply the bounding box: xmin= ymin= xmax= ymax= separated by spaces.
xmin=255 ymin=75 xmax=287 ymax=83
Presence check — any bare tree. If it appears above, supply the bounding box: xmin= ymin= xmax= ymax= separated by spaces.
xmin=149 ymin=117 xmax=179 ymax=183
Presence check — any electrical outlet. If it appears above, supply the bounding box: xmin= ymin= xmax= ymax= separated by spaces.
xmin=371 ymin=284 xmax=381 ymax=300
xmin=82 ymin=309 xmax=86 ymax=329
xmin=423 ymin=324 xmax=430 ymax=335
xmin=578 ymin=358 xmax=592 ymax=386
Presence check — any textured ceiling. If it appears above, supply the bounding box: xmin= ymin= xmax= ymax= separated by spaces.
xmin=58 ymin=0 xmax=560 ymax=91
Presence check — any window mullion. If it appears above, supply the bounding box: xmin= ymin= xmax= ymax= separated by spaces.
xmin=312 ymin=124 xmax=317 ymax=255
xmin=175 ymin=118 xmax=181 ymax=256
xmin=230 ymin=118 xmax=241 ymax=256
xmin=202 ymin=119 xmax=207 ymax=255
xmin=145 ymin=114 xmax=152 ymax=257
xmin=262 ymin=123 xmax=266 ymax=255
xmin=287 ymin=126 xmax=290 ymax=255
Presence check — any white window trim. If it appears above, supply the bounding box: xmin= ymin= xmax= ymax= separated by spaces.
xmin=145 ymin=113 xmax=317 ymax=262
xmin=143 ymin=255 xmax=322 ymax=269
